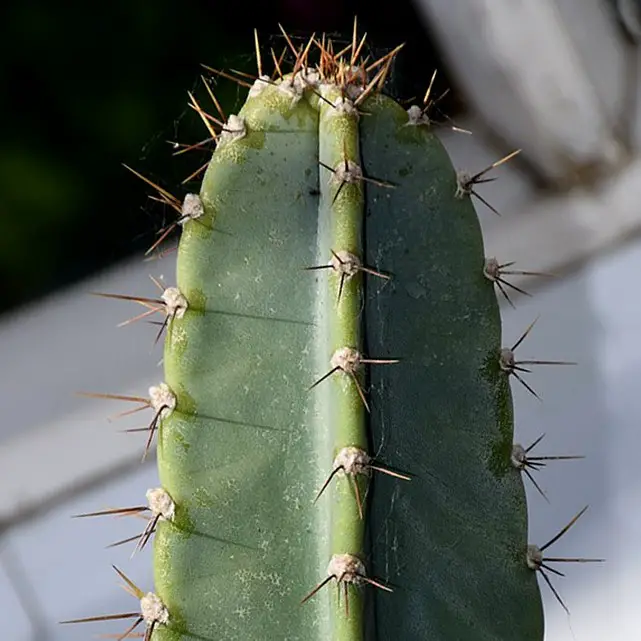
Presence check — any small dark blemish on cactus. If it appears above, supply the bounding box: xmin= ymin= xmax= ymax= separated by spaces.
xmin=455 ymin=149 xmax=521 ymax=216
xmin=484 ymin=257 xmax=555 ymax=309
xmin=301 ymin=554 xmax=392 ymax=616
xmin=60 ymin=566 xmax=169 ymax=641
xmin=314 ymin=446 xmax=411 ymax=518
xmin=500 ymin=317 xmax=577 ymax=400
xmin=526 ymin=506 xmax=604 ymax=614
xmin=309 ymin=347 xmax=400 ymax=412
xmin=512 ymin=435 xmax=585 ymax=502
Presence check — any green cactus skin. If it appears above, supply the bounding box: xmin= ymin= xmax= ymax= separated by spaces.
xmin=361 ymin=96 xmax=543 ymax=640
xmin=75 ymin=30 xmax=552 ymax=641
xmin=150 ymin=39 xmax=545 ymax=640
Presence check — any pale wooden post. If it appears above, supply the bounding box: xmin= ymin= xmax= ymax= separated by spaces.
xmin=413 ymin=0 xmax=633 ymax=185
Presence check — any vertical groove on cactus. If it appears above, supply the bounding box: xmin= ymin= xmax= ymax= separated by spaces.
xmin=64 ymin=24 xmax=601 ymax=641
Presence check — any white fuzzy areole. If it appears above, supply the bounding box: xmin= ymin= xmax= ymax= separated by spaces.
xmin=180 ymin=193 xmax=204 ymax=223
xmin=499 ymin=348 xmax=515 ymax=371
xmin=406 ymin=105 xmax=430 ymax=126
xmin=331 ymin=95 xmax=358 ymax=117
xmin=330 ymin=347 xmax=362 ymax=374
xmin=333 ymin=446 xmax=371 ymax=477
xmin=526 ymin=544 xmax=543 ymax=570
xmin=333 ymin=159 xmax=363 ymax=185
xmin=455 ymin=170 xmax=473 ymax=198
xmin=511 ymin=443 xmax=527 ymax=469
xmin=146 ymin=487 xmax=175 ymax=521
xmin=299 ymin=68 xmax=320 ymax=88
xmin=330 ymin=250 xmax=361 ymax=278
xmin=278 ymin=67 xmax=319 ymax=100
xmin=148 ymin=382 xmax=176 ymax=416
xmin=161 ymin=287 xmax=188 ymax=319
xmin=277 ymin=76 xmax=305 ymax=105
xmin=327 ymin=553 xmax=366 ymax=585
xmin=219 ymin=114 xmax=246 ymax=145
xmin=140 ymin=592 xmax=169 ymax=625
xmin=248 ymin=74 xmax=272 ymax=98
xmin=483 ymin=256 xmax=500 ymax=281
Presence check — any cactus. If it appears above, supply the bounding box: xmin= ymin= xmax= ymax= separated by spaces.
xmin=63 ymin=23 xmax=603 ymax=641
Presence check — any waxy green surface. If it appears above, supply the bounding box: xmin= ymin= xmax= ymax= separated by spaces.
xmin=362 ymin=94 xmax=543 ymax=640
xmin=151 ymin=80 xmax=544 ymax=641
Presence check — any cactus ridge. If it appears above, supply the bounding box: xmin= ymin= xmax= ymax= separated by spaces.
xmin=62 ymin=21 xmax=603 ymax=641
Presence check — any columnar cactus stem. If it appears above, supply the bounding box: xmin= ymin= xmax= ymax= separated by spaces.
xmin=64 ymin=23 xmax=602 ymax=641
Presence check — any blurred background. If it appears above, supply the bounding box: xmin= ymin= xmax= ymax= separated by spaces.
xmin=2 ymin=0 xmax=640 ymax=639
